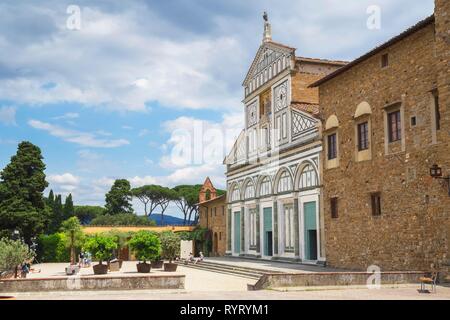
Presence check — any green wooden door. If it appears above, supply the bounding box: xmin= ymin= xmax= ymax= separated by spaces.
xmin=234 ymin=211 xmax=240 ymax=254
xmin=303 ymin=201 xmax=317 ymax=260
xmin=263 ymin=207 xmax=273 ymax=256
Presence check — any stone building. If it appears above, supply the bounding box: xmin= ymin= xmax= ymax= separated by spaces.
xmin=311 ymin=0 xmax=449 ymax=271
xmin=224 ymin=14 xmax=346 ymax=263
xmin=198 ymin=177 xmax=227 ymax=256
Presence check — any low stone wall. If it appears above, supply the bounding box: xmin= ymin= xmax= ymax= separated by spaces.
xmin=0 ymin=274 xmax=185 ymax=293
xmin=248 ymin=271 xmax=425 ymax=290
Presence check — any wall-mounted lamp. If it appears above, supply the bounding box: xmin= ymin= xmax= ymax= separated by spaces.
xmin=430 ymin=164 xmax=450 ymax=196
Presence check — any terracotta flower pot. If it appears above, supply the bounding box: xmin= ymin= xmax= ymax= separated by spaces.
xmin=137 ymin=262 xmax=151 ymax=273
xmin=109 ymin=260 xmax=121 ymax=272
xmin=93 ymin=263 xmax=108 ymax=275
xmin=164 ymin=262 xmax=178 ymax=272
xmin=151 ymin=260 xmax=164 ymax=269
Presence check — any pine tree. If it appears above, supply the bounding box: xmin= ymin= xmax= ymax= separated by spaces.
xmin=105 ymin=179 xmax=133 ymax=215
xmin=0 ymin=141 xmax=51 ymax=244
xmin=47 ymin=190 xmax=55 ymax=208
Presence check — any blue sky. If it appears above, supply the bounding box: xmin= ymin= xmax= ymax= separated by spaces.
xmin=0 ymin=0 xmax=434 ymax=217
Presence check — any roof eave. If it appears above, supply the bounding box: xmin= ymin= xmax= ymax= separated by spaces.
xmin=309 ymin=14 xmax=435 ymax=88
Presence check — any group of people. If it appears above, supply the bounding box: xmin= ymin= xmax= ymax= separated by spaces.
xmin=188 ymin=251 xmax=204 ymax=264
xmin=19 ymin=259 xmax=40 ymax=278
xmin=78 ymin=251 xmax=92 ymax=268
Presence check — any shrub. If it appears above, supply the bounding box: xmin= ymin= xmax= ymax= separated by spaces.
xmin=37 ymin=233 xmax=70 ymax=262
xmin=128 ymin=231 xmax=161 ymax=263
xmin=0 ymin=238 xmax=35 ymax=277
xmin=83 ymin=234 xmax=117 ymax=264
xmin=90 ymin=213 xmax=156 ymax=226
xmin=160 ymin=231 xmax=180 ymax=263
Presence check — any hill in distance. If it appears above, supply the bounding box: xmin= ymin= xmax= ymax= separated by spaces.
xmin=148 ymin=213 xmax=194 ymax=226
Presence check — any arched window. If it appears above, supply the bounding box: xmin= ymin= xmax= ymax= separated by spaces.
xmin=230 ymin=184 xmax=240 ymax=202
xmin=277 ymin=170 xmax=292 ymax=193
xmin=244 ymin=181 xmax=255 ymax=199
xmin=259 ymin=177 xmax=271 ymax=197
xmin=299 ymin=164 xmax=319 ymax=189
xmin=205 ymin=189 xmax=211 ymax=200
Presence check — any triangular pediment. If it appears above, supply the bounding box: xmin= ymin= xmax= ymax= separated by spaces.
xmin=242 ymin=41 xmax=296 ymax=86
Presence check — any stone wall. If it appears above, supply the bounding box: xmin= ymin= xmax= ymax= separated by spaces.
xmin=319 ymin=16 xmax=450 ymax=271
xmin=249 ymin=271 xmax=425 ymax=290
xmin=0 ymin=274 xmax=185 ymax=292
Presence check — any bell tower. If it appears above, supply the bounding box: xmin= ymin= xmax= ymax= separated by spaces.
xmin=199 ymin=177 xmax=217 ymax=203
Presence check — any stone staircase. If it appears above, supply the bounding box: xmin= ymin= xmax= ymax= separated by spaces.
xmin=176 ymin=260 xmax=285 ymax=280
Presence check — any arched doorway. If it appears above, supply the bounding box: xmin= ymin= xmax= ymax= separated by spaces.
xmin=213 ymin=232 xmax=218 ymax=256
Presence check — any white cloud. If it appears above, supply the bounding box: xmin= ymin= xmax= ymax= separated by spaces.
xmin=161 ymin=112 xmax=243 ymax=169
xmin=0 ymin=106 xmax=17 ymax=126
xmin=138 ymin=129 xmax=150 ymax=137
xmin=0 ymin=5 xmax=244 ymax=112
xmin=52 ymin=112 xmax=79 ymax=120
xmin=47 ymin=173 xmax=81 ymax=193
xmin=129 ymin=176 xmax=159 ymax=187
xmin=48 ymin=173 xmax=80 ymax=185
xmin=28 ymin=119 xmax=130 ymax=148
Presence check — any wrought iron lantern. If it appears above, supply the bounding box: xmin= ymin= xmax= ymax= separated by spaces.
xmin=430 ymin=164 xmax=442 ymax=177
xmin=429 ymin=164 xmax=450 ymax=196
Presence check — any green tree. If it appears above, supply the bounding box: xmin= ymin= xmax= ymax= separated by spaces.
xmin=48 ymin=194 xmax=64 ymax=233
xmin=74 ymin=205 xmax=105 ymax=224
xmin=173 ymin=185 xmax=202 ymax=225
xmin=105 ymin=179 xmax=133 ymax=215
xmin=61 ymin=217 xmax=84 ymax=265
xmin=46 ymin=190 xmax=55 ymax=208
xmin=0 ymin=141 xmax=50 ymax=244
xmin=0 ymin=238 xmax=36 ymax=278
xmin=128 ymin=231 xmax=161 ymax=264
xmin=157 ymin=187 xmax=179 ymax=225
xmin=132 ymin=185 xmax=165 ymax=217
xmin=63 ymin=193 xmax=74 ymax=220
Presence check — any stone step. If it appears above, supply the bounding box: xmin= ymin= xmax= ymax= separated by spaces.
xmin=178 ymin=262 xmax=261 ymax=280
xmin=198 ymin=260 xmax=285 ymax=275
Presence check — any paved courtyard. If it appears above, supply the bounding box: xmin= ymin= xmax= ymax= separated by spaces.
xmin=2 ymin=261 xmax=450 ymax=300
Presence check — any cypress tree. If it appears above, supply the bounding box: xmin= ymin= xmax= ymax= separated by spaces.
xmin=0 ymin=141 xmax=51 ymax=244
xmin=63 ymin=193 xmax=74 ymax=220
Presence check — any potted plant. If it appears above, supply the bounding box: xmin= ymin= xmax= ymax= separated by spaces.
xmin=128 ymin=231 xmax=161 ymax=273
xmin=160 ymin=231 xmax=180 ymax=272
xmin=83 ymin=234 xmax=117 ymax=275
xmin=61 ymin=217 xmax=84 ymax=275
xmin=151 ymin=255 xmax=164 ymax=269
xmin=105 ymin=230 xmax=130 ymax=270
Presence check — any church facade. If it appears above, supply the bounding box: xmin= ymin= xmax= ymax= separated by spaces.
xmin=224 ymin=15 xmax=346 ymax=263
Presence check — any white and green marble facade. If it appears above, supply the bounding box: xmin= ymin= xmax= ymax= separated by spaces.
xmin=226 ymin=145 xmax=324 ymax=263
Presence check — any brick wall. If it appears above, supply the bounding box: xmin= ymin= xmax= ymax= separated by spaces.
xmin=198 ymin=197 xmax=227 ymax=256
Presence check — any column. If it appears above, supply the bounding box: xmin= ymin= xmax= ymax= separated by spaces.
xmin=255 ymin=201 xmax=261 ymax=254
xmin=226 ymin=207 xmax=232 ymax=253
xmin=273 ymin=198 xmax=278 ymax=255
xmin=240 ymin=205 xmax=245 ymax=253
xmin=293 ymin=195 xmax=300 ymax=258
